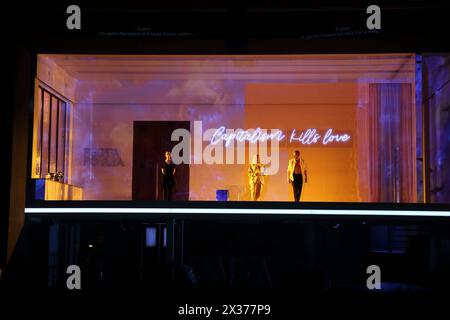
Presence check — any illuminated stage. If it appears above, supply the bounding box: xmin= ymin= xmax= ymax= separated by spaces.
xmin=5 ymin=3 xmax=450 ymax=305
xmin=30 ymin=53 xmax=447 ymax=205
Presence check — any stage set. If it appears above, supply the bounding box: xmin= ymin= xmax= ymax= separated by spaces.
xmin=30 ymin=53 xmax=447 ymax=203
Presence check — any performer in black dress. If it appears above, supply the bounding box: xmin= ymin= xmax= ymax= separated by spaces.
xmin=161 ymin=151 xmax=176 ymax=200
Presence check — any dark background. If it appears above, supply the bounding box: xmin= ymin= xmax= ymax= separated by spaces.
xmin=2 ymin=1 xmax=450 ymax=314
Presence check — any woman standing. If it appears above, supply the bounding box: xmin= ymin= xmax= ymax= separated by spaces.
xmin=161 ymin=151 xmax=176 ymax=200
xmin=248 ymin=154 xmax=264 ymax=201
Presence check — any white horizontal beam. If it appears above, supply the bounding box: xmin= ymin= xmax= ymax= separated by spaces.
xmin=24 ymin=207 xmax=450 ymax=217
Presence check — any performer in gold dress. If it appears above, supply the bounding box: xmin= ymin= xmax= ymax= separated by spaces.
xmin=248 ymin=154 xmax=264 ymax=201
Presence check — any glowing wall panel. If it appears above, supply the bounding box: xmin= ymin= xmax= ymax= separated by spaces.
xmin=244 ymin=83 xmax=358 ymax=202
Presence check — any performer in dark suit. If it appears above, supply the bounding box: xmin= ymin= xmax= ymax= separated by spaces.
xmin=287 ymin=150 xmax=308 ymax=202
xmin=161 ymin=151 xmax=176 ymax=200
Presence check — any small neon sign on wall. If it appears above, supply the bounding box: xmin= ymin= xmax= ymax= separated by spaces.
xmin=289 ymin=128 xmax=351 ymax=145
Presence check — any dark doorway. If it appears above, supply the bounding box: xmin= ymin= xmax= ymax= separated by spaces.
xmin=132 ymin=121 xmax=190 ymax=200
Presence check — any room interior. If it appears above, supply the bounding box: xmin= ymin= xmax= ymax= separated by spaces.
xmin=32 ymin=53 xmax=419 ymax=202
